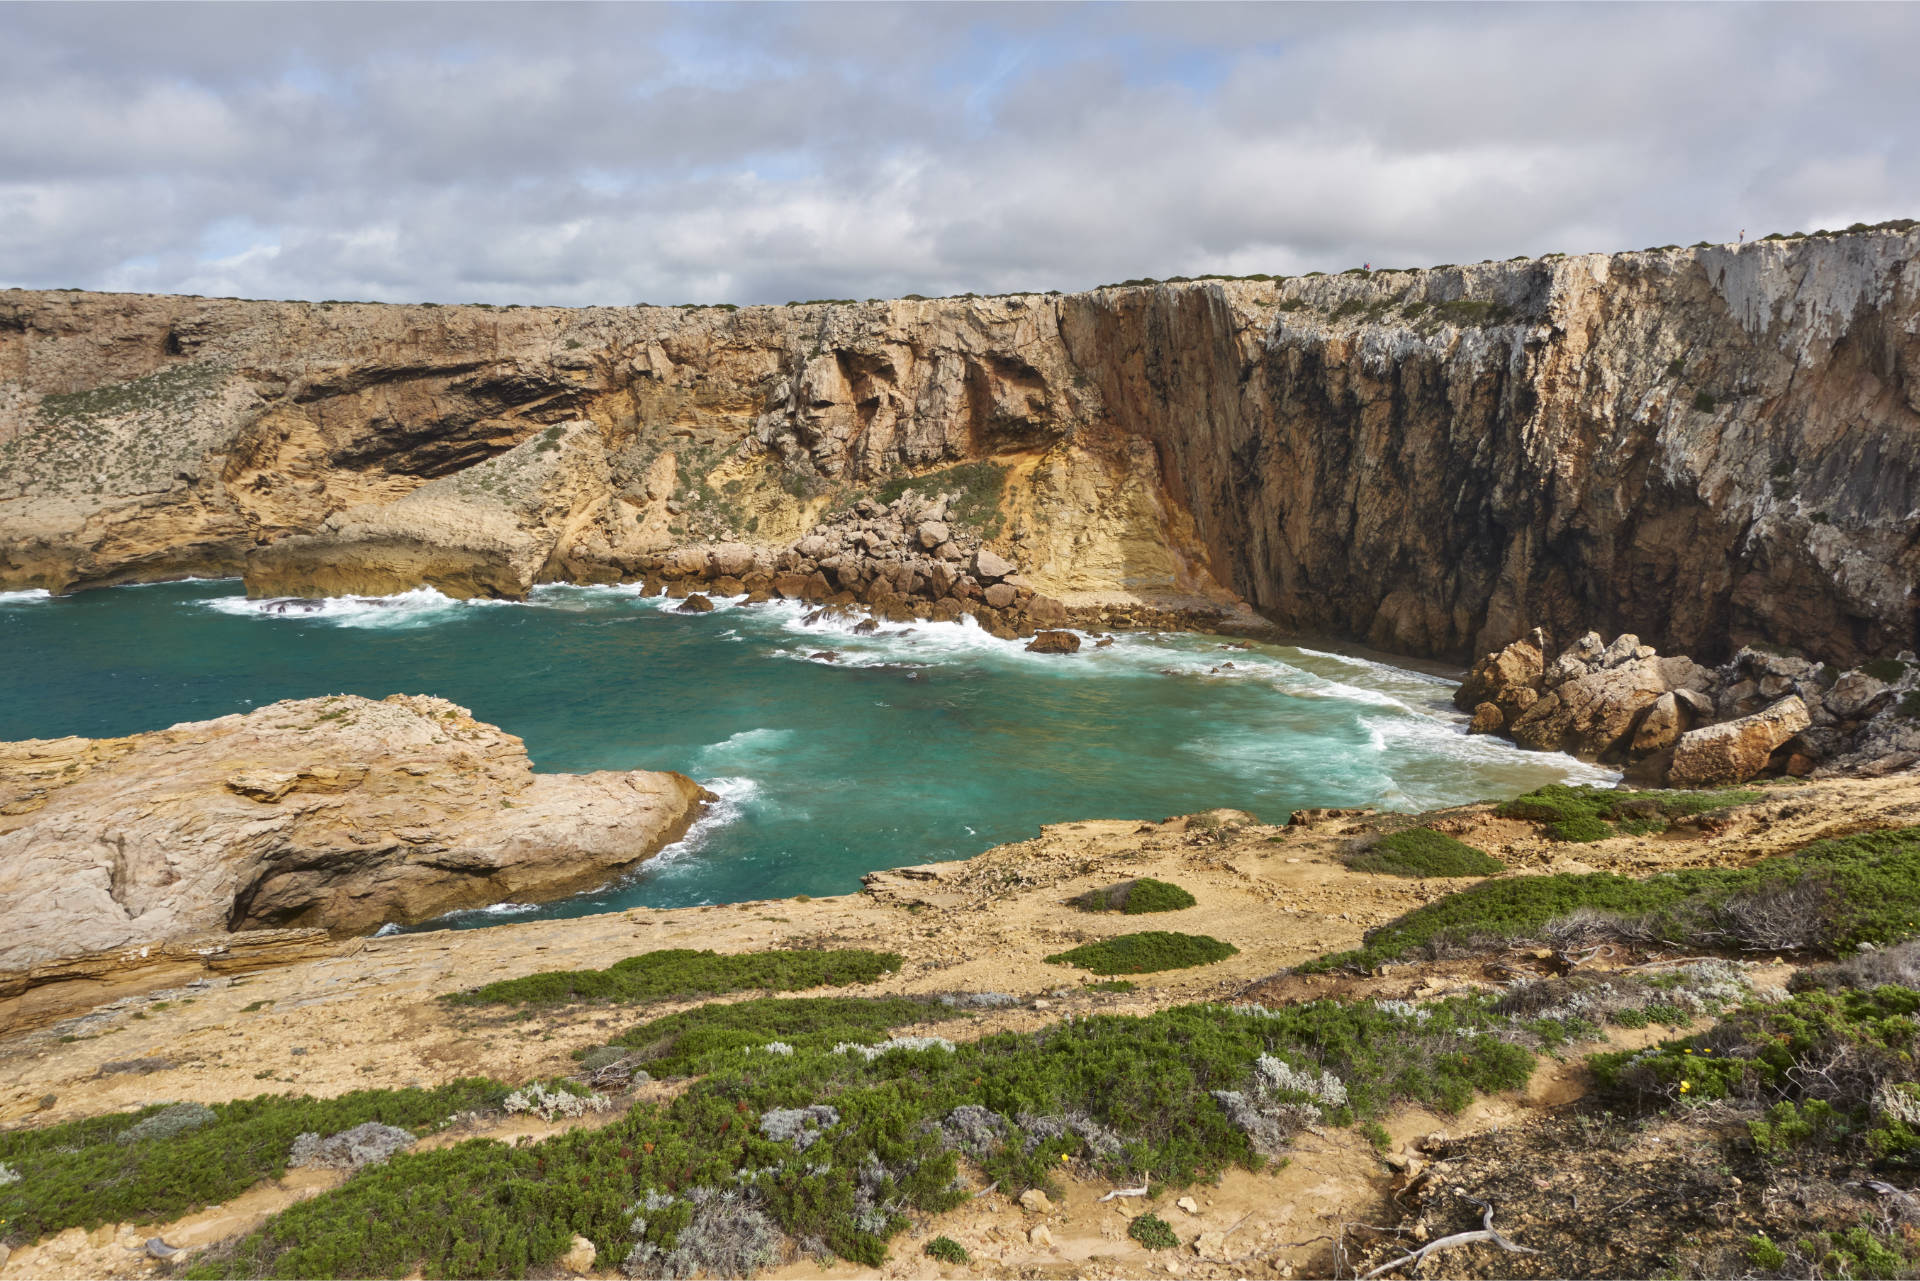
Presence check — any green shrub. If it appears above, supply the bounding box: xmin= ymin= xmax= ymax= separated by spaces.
xmin=444 ymin=947 xmax=901 ymax=1007
xmin=189 ymin=997 xmax=1538 ymax=1278
xmin=0 ymin=1079 xmax=505 ymax=1243
xmin=1861 ymin=658 xmax=1909 ymax=683
xmin=1130 ymin=1213 xmax=1180 ymax=1249
xmin=609 ymin=995 xmax=964 ymax=1076
xmin=924 ymin=1235 xmax=970 ymax=1263
xmin=872 ymin=461 xmax=1008 ymax=536
xmin=1349 ymin=829 xmax=1504 ymax=877
xmin=1498 ymin=784 xmax=1759 ymax=842
xmin=1302 ymin=826 xmax=1920 ymax=973
xmin=1045 ymin=932 xmax=1239 ymax=975
xmin=1693 ymin=390 xmax=1717 ymax=412
xmin=1592 ymin=982 xmax=1919 ymax=1117
xmin=1071 ymin=878 xmax=1198 ymax=914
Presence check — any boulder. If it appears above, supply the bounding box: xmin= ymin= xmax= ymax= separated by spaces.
xmin=973 ymin=548 xmax=1016 ymax=581
xmin=1025 ymin=630 xmax=1082 ymax=654
xmin=1509 ymin=657 xmax=1669 ymax=758
xmin=917 ymin=520 xmax=950 ymax=550
xmin=0 ymin=696 xmax=711 ymax=975
xmin=677 ymin=593 xmax=715 ymax=613
xmin=1668 ymin=696 xmax=1811 ymax=787
xmin=1467 ymin=702 xmax=1504 ymax=735
xmin=1453 ymin=630 xmax=1546 ymax=715
xmin=1027 ymin=595 xmax=1070 ymax=627
xmin=708 ymin=543 xmax=756 ymax=577
xmin=772 ymin=573 xmax=810 ymax=599
xmin=1629 ymin=691 xmax=1683 ymax=754
xmin=983 ymin=582 xmax=1017 ymax=609
xmin=1825 ymin=671 xmax=1891 ymax=720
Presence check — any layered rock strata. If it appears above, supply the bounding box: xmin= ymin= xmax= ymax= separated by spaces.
xmin=0 ymin=695 xmax=710 ymax=976
xmin=1459 ymin=629 xmax=1920 ymax=784
xmin=5 ymin=226 xmax=1918 ymax=662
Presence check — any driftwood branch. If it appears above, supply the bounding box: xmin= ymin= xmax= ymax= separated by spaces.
xmin=1097 ymin=1172 xmax=1150 ymax=1202
xmin=1361 ymin=1199 xmax=1538 ymax=1279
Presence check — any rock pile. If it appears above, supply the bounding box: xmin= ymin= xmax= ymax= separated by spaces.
xmin=1459 ymin=629 xmax=1920 ymax=785
xmin=636 ymin=489 xmax=1074 ymax=640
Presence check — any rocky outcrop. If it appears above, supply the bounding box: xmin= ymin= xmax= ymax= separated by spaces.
xmin=0 ymin=695 xmax=710 ymax=975
xmin=5 ymin=226 xmax=1920 ymax=662
xmin=1458 ymin=629 xmax=1920 ymax=784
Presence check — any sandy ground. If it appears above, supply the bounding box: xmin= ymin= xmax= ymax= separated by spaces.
xmin=1 ymin=773 xmax=1916 ymax=1279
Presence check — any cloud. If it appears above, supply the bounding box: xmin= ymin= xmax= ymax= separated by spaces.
xmin=0 ymin=1 xmax=1914 ymax=305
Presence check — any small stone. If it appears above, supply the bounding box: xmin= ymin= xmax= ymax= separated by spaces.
xmin=1018 ymin=1188 xmax=1053 ymax=1214
xmin=1029 ymin=1224 xmax=1054 ymax=1248
xmin=1176 ymin=1196 xmax=1200 ymax=1215
xmin=561 ymin=1234 xmax=597 ymax=1275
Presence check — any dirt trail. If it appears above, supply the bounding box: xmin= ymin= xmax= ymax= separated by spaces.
xmin=1 ymin=774 xmax=1914 ymax=1279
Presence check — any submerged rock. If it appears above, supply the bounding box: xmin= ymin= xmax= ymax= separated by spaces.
xmin=1025 ymin=630 xmax=1082 ymax=654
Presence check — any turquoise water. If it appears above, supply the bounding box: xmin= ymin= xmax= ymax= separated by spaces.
xmin=0 ymin=581 xmax=1610 ymax=923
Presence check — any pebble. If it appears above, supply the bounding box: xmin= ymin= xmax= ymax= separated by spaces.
xmin=1018 ymin=1188 xmax=1053 ymax=1213
xmin=1028 ymin=1224 xmax=1054 ymax=1247
xmin=1176 ymin=1196 xmax=1200 ymax=1214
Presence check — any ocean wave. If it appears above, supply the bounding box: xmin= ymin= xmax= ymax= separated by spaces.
xmin=204 ymin=586 xmax=497 ymax=628
xmin=635 ymin=775 xmax=760 ymax=875
xmin=0 ymin=588 xmax=52 ymax=605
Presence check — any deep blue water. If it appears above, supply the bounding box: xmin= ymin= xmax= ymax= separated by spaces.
xmin=0 ymin=581 xmax=1608 ymax=924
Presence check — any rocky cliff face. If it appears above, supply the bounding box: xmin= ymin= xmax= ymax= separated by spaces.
xmin=0 ymin=695 xmax=710 ymax=976
xmin=5 ymin=227 xmax=1917 ymax=662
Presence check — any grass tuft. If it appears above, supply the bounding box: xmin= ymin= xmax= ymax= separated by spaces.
xmin=1348 ymin=829 xmax=1505 ymax=878
xmin=1498 ymin=784 xmax=1761 ymax=842
xmin=1044 ymin=932 xmax=1239 ymax=975
xmin=1070 ymin=878 xmax=1198 ymax=914
xmin=443 ymin=948 xmax=901 ymax=1007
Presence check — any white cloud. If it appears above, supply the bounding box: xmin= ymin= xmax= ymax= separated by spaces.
xmin=0 ymin=2 xmax=1913 ymax=305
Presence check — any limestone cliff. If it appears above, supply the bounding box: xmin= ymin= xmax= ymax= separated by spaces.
xmin=0 ymin=695 xmax=710 ymax=976
xmin=4 ymin=226 xmax=1917 ymax=662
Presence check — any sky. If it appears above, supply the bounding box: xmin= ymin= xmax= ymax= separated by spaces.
xmin=1 ymin=1 xmax=1914 ymax=307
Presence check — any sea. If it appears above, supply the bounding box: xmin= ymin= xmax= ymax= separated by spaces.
xmin=0 ymin=581 xmax=1611 ymax=926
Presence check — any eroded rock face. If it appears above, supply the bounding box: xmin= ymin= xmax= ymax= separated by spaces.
xmin=0 ymin=695 xmax=710 ymax=974
xmin=6 ymin=228 xmax=1920 ymax=662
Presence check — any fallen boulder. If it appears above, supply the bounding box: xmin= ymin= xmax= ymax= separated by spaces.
xmin=1667 ymin=696 xmax=1811 ymax=787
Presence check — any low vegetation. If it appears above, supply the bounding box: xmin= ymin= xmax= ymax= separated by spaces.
xmin=443 ymin=947 xmax=902 ymax=1007
xmin=1070 ymin=877 xmax=1198 ymax=914
xmin=1347 ymin=828 xmax=1505 ymax=878
xmin=1044 ymin=931 xmax=1239 ymax=975
xmin=1498 ymin=783 xmax=1761 ymax=842
xmin=1303 ymin=826 xmax=1920 ymax=973
xmin=0 ymin=1080 xmax=506 ymax=1244
xmin=873 ymin=461 xmax=1008 ymax=538
xmin=184 ymin=995 xmax=1536 ymax=1278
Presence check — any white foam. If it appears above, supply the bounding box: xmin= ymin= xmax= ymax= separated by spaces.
xmin=0 ymin=588 xmax=51 ymax=605
xmin=205 ymin=586 xmax=486 ymax=629
xmin=635 ymin=775 xmax=760 ymax=875
xmin=692 ymin=728 xmax=797 ymax=770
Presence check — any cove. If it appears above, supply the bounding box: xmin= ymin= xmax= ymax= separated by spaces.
xmin=0 ymin=581 xmax=1610 ymax=922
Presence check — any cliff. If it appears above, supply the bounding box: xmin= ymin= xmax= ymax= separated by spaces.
xmin=4 ymin=226 xmax=1917 ymax=663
